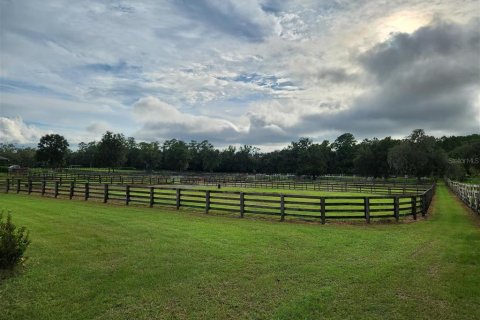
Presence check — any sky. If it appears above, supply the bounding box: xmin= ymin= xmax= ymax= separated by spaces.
xmin=0 ymin=0 xmax=479 ymax=151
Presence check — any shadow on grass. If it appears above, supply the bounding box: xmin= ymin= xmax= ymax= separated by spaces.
xmin=0 ymin=261 xmax=28 ymax=283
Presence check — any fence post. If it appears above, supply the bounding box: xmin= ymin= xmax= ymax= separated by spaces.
xmin=41 ymin=180 xmax=46 ymax=196
xmin=54 ymin=181 xmax=59 ymax=198
xmin=280 ymin=194 xmax=285 ymax=221
xmin=126 ymin=185 xmax=130 ymax=205
xmin=176 ymin=188 xmax=181 ymax=209
xmin=320 ymin=197 xmax=326 ymax=225
xmin=394 ymin=196 xmax=399 ymax=222
xmin=85 ymin=183 xmax=89 ymax=201
xmin=364 ymin=197 xmax=370 ymax=224
xmin=411 ymin=196 xmax=417 ymax=220
xmin=421 ymin=194 xmax=426 ymax=216
xmin=28 ymin=179 xmax=32 ymax=194
xmin=149 ymin=187 xmax=154 ymax=207
xmin=240 ymin=192 xmax=245 ymax=218
xmin=205 ymin=190 xmax=210 ymax=213
xmin=5 ymin=178 xmax=9 ymax=193
xmin=16 ymin=179 xmax=21 ymax=193
xmin=104 ymin=184 xmax=109 ymax=203
xmin=69 ymin=181 xmax=74 ymax=199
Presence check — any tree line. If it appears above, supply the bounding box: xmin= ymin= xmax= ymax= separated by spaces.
xmin=1 ymin=129 xmax=479 ymax=180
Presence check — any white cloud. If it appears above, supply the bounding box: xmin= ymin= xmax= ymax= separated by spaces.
xmin=133 ymin=96 xmax=245 ymax=142
xmin=0 ymin=117 xmax=47 ymax=144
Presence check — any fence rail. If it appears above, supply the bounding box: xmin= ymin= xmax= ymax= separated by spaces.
xmin=446 ymin=179 xmax=480 ymax=214
xmin=2 ymin=179 xmax=435 ymax=224
xmin=5 ymin=172 xmax=432 ymax=195
xmin=182 ymin=177 xmax=432 ymax=195
xmin=9 ymin=173 xmax=175 ymax=185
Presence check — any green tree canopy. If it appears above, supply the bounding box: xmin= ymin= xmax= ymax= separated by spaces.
xmin=96 ymin=131 xmax=127 ymax=171
xmin=36 ymin=134 xmax=69 ymax=167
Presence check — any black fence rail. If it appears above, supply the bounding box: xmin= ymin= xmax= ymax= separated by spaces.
xmin=2 ymin=179 xmax=435 ymax=224
xmin=10 ymin=172 xmax=175 ymax=185
xmin=446 ymin=179 xmax=480 ymax=214
xmin=180 ymin=177 xmax=432 ymax=195
xmin=5 ymin=172 xmax=433 ymax=196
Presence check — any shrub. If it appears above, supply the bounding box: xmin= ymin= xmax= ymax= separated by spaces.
xmin=0 ymin=211 xmax=31 ymax=269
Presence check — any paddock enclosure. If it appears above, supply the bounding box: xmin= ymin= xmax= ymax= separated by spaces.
xmin=2 ymin=171 xmax=435 ymax=223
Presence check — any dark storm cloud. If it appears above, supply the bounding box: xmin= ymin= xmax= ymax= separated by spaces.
xmin=316 ymin=68 xmax=358 ymax=83
xmin=304 ymin=19 xmax=480 ymax=137
xmin=360 ymin=20 xmax=480 ymax=81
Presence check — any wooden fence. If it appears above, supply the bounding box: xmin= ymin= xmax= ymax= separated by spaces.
xmin=8 ymin=172 xmax=433 ymax=195
xmin=182 ymin=177 xmax=432 ymax=195
xmin=13 ymin=173 xmax=174 ymax=185
xmin=446 ymin=179 xmax=480 ymax=214
xmin=2 ymin=179 xmax=435 ymax=224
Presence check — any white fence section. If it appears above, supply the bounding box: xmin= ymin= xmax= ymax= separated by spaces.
xmin=446 ymin=179 xmax=480 ymax=214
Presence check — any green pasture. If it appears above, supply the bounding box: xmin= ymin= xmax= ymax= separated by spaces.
xmin=1 ymin=183 xmax=478 ymax=319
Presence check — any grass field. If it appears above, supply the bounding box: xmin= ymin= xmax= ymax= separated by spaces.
xmin=465 ymin=177 xmax=480 ymax=184
xmin=0 ymin=183 xmax=479 ymax=319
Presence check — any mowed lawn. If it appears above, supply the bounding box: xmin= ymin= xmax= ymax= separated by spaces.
xmin=0 ymin=183 xmax=479 ymax=319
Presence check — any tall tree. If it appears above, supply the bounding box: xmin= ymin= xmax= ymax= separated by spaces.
xmin=70 ymin=142 xmax=98 ymax=167
xmin=162 ymin=139 xmax=190 ymax=171
xmin=388 ymin=129 xmax=447 ymax=178
xmin=138 ymin=142 xmax=162 ymax=170
xmin=387 ymin=142 xmax=413 ymax=176
xmin=218 ymin=146 xmax=236 ymax=172
xmin=298 ymin=140 xmax=330 ymax=178
xmin=36 ymin=134 xmax=69 ymax=167
xmin=96 ymin=131 xmax=127 ymax=171
xmin=197 ymin=140 xmax=220 ymax=172
xmin=331 ymin=133 xmax=357 ymax=174
xmin=354 ymin=137 xmax=398 ymax=178
xmin=234 ymin=145 xmax=258 ymax=173
xmin=125 ymin=137 xmax=142 ymax=168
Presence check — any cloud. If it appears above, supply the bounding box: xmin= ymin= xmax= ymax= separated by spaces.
xmin=173 ymin=0 xmax=282 ymax=41
xmin=240 ymin=19 xmax=480 ymax=141
xmin=346 ymin=19 xmax=480 ymax=136
xmin=133 ymin=96 xmax=244 ymax=143
xmin=85 ymin=122 xmax=110 ymax=134
xmin=316 ymin=68 xmax=358 ymax=83
xmin=217 ymin=73 xmax=299 ymax=91
xmin=1 ymin=1 xmax=479 ymax=149
xmin=134 ymin=19 xmax=480 ymax=146
xmin=0 ymin=117 xmax=47 ymax=144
